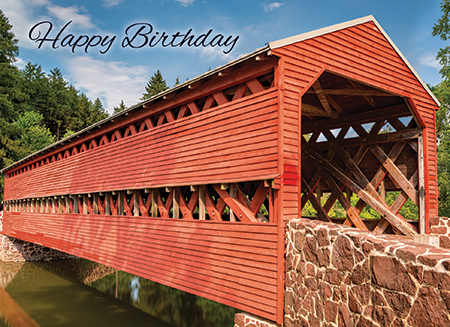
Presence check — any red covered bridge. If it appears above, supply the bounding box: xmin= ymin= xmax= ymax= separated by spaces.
xmin=1 ymin=16 xmax=439 ymax=324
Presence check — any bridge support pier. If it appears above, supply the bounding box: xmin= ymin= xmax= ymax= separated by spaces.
xmin=0 ymin=211 xmax=74 ymax=262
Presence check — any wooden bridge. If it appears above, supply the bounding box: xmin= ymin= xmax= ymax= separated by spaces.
xmin=1 ymin=16 xmax=439 ymax=324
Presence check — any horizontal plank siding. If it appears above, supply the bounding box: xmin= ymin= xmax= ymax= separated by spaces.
xmin=5 ymin=89 xmax=279 ymax=200
xmin=2 ymin=212 xmax=279 ymax=320
xmin=272 ymin=20 xmax=439 ymax=217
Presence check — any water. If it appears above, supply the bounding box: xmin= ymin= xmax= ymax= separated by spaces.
xmin=0 ymin=259 xmax=238 ymax=327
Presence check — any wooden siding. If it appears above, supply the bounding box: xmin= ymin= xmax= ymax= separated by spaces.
xmin=2 ymin=211 xmax=279 ymax=321
xmin=272 ymin=21 xmax=439 ymax=217
xmin=4 ymin=89 xmax=279 ymax=201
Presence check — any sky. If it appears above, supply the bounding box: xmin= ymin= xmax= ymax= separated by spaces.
xmin=1 ymin=0 xmax=447 ymax=114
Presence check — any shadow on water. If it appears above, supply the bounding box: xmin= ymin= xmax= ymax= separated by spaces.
xmin=0 ymin=259 xmax=237 ymax=327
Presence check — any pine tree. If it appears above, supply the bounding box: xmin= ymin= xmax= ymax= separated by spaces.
xmin=140 ymin=70 xmax=169 ymax=100
xmin=0 ymin=9 xmax=29 ymax=201
xmin=174 ymin=77 xmax=180 ymax=86
xmin=113 ymin=100 xmax=127 ymax=114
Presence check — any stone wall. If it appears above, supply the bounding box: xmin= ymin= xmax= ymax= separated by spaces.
xmin=234 ymin=313 xmax=281 ymax=327
xmin=430 ymin=216 xmax=450 ymax=250
xmin=0 ymin=211 xmax=75 ymax=262
xmin=285 ymin=219 xmax=450 ymax=327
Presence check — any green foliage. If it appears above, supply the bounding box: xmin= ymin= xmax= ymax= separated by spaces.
xmin=433 ymin=1 xmax=450 ymax=79
xmin=113 ymin=100 xmax=127 ymax=114
xmin=140 ymin=70 xmax=169 ymax=100
xmin=174 ymin=76 xmax=180 ymax=86
xmin=0 ymin=10 xmax=18 ymax=64
xmin=14 ymin=111 xmax=55 ymax=154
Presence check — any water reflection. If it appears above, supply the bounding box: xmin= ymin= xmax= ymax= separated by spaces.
xmin=0 ymin=259 xmax=237 ymax=327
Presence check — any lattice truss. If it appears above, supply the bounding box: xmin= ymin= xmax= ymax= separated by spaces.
xmin=300 ymin=71 xmax=423 ymax=236
xmin=5 ymin=181 xmax=274 ymax=223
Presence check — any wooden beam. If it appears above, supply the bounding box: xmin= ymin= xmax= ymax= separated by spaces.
xmin=319 ymin=168 xmax=368 ymax=231
xmin=306 ymin=88 xmax=396 ymax=96
xmin=245 ymin=78 xmax=265 ymax=94
xmin=312 ymin=80 xmax=335 ymax=116
xmin=301 ymin=176 xmax=332 ymax=222
xmin=418 ymin=135 xmax=426 ymax=234
xmin=173 ymin=188 xmax=180 ymax=219
xmin=151 ymin=189 xmax=158 ymax=217
xmin=228 ymin=183 xmax=238 ymax=221
xmin=199 ymin=185 xmax=206 ymax=220
xmin=303 ymin=104 xmax=410 ymax=133
xmin=369 ymin=144 xmax=418 ymax=205
xmin=303 ymin=128 xmax=422 ymax=152
xmin=306 ymin=150 xmax=417 ymax=236
xmin=212 ymin=185 xmax=258 ymax=223
xmin=302 ymin=103 xmax=338 ymax=118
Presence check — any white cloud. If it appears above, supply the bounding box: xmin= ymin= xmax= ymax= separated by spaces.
xmin=24 ymin=0 xmax=50 ymax=6
xmin=2 ymin=0 xmax=40 ymax=49
xmin=175 ymin=0 xmax=195 ymax=6
xmin=419 ymin=54 xmax=440 ymax=69
xmin=47 ymin=5 xmax=95 ymax=29
xmin=198 ymin=46 xmax=241 ymax=63
xmin=64 ymin=56 xmax=153 ymax=113
xmin=261 ymin=2 xmax=283 ymax=12
xmin=13 ymin=57 xmax=27 ymax=70
xmin=101 ymin=0 xmax=123 ymax=7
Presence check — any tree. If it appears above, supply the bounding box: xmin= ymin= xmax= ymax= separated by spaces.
xmin=0 ymin=9 xmax=29 ymax=201
xmin=433 ymin=1 xmax=450 ymax=79
xmin=140 ymin=70 xmax=169 ymax=100
xmin=174 ymin=77 xmax=180 ymax=86
xmin=113 ymin=100 xmax=127 ymax=114
xmin=433 ymin=2 xmax=450 ymax=216
xmin=14 ymin=111 xmax=55 ymax=155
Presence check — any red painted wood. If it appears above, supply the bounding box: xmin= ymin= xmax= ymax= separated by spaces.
xmin=2 ymin=211 xmax=279 ymax=320
xmin=271 ymin=20 xmax=439 ymax=219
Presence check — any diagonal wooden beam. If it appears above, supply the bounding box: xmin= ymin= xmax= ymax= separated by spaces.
xmin=369 ymin=144 xmax=418 ymax=205
xmin=373 ymin=171 xmax=418 ymax=234
xmin=233 ymin=83 xmax=248 ymax=101
xmin=212 ymin=185 xmax=258 ymax=223
xmin=187 ymin=101 xmax=200 ymax=114
xmin=319 ymin=168 xmax=368 ymax=231
xmin=245 ymin=78 xmax=265 ymax=94
xmin=349 ymin=80 xmax=376 ymax=108
xmin=306 ymin=150 xmax=417 ymax=236
xmin=177 ymin=105 xmax=188 ymax=120
xmin=212 ymin=92 xmax=229 ymax=106
xmin=301 ymin=176 xmax=332 ymax=222
xmin=353 ymin=141 xmax=406 ymax=214
xmin=249 ymin=182 xmax=269 ymax=216
xmin=325 ymin=94 xmax=346 ymax=115
xmin=312 ymin=80 xmax=335 ymax=117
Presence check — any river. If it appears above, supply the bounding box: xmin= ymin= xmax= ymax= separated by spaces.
xmin=0 ymin=259 xmax=238 ymax=327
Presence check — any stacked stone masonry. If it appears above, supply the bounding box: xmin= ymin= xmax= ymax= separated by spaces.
xmin=430 ymin=217 xmax=450 ymax=250
xmin=234 ymin=313 xmax=281 ymax=327
xmin=0 ymin=211 xmax=74 ymax=262
xmin=285 ymin=219 xmax=450 ymax=327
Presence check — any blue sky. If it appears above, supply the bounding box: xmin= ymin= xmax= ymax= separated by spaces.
xmin=2 ymin=0 xmax=446 ymax=113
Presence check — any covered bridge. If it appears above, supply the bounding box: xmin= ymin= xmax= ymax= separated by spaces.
xmin=1 ymin=15 xmax=440 ymax=324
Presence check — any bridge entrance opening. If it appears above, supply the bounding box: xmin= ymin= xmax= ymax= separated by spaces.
xmin=300 ymin=70 xmax=425 ymax=236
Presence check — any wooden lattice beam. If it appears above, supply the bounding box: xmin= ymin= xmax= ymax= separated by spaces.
xmin=306 ymin=150 xmax=417 ymax=236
